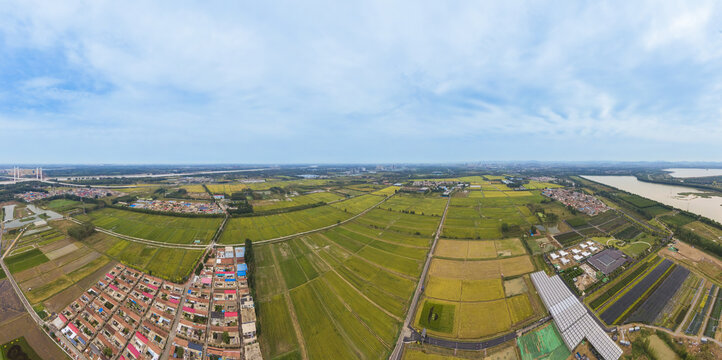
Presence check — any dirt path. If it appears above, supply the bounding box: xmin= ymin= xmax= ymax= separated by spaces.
xmin=317 ymin=233 xmax=418 ymax=281
xmin=270 ymin=245 xmax=308 ymax=360
xmin=676 ymin=278 xmax=706 ymax=333
xmin=300 ymin=237 xmax=402 ymax=322
xmin=390 ymin=194 xmax=452 ymax=360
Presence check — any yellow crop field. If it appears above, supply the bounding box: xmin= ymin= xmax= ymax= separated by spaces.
xmin=504 ymin=191 xmax=533 ymax=197
xmin=435 ymin=239 xmax=500 ymax=259
xmin=429 ymin=258 xmax=468 ymax=279
xmin=467 ymin=241 xmax=497 ymax=259
xmin=425 ymin=276 xmax=462 ymax=301
xmin=464 ymin=260 xmax=502 ymax=279
xmin=434 ymin=239 xmax=469 ymax=259
xmin=372 ymin=186 xmax=400 ymax=196
xmin=457 ymin=300 xmax=511 ymax=338
xmin=494 ymin=238 xmax=526 ymax=257
xmin=507 ymin=294 xmax=534 ymax=324
xmin=483 ymin=191 xmax=507 ymax=198
xmin=460 ymin=279 xmax=504 ymax=301
xmin=499 ymin=256 xmax=535 ymax=277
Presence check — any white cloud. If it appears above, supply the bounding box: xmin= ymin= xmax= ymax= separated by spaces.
xmin=1 ymin=0 xmax=721 ymax=162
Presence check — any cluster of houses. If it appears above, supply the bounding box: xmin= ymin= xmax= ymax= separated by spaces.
xmin=52 ymin=264 xmax=182 ymax=360
xmin=50 ymin=246 xmax=260 ymax=360
xmin=169 ymin=246 xmax=259 ymax=360
xmin=124 ymin=200 xmax=223 ymax=215
xmin=548 ymin=240 xmax=601 ymax=269
xmin=541 ymin=188 xmax=610 ymax=216
xmin=15 ymin=188 xmax=122 ymax=202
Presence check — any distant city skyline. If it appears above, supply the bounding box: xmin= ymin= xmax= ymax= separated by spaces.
xmin=2 ymin=1 xmax=721 ymax=163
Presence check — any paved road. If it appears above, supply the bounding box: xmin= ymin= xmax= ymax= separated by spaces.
xmin=406 ymin=316 xmax=553 ymax=353
xmin=389 ymin=195 xmax=451 ymax=360
xmin=0 ymin=229 xmax=86 ymax=360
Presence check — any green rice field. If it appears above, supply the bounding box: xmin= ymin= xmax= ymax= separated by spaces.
xmin=256 ymin=207 xmax=436 ymax=359
xmin=75 ymin=207 xmax=221 ymax=244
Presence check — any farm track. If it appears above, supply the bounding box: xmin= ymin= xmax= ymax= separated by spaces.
xmin=304 ymin=237 xmax=403 ymax=322
xmin=390 ymin=195 xmax=451 ymax=360
xmin=270 ymin=245 xmax=308 ymax=360
xmin=677 ymin=279 xmax=706 ymax=334
xmin=699 ymin=287 xmax=721 ymax=339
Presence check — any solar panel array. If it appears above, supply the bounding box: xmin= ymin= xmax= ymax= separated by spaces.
xmin=530 ymin=271 xmax=622 ymax=360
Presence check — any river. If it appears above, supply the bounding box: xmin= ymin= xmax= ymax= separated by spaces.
xmin=664 ymin=168 xmax=722 ymax=178
xmin=581 ymin=175 xmax=722 ymax=223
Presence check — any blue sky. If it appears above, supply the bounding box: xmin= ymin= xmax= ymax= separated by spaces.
xmin=2 ymin=1 xmax=722 ymax=164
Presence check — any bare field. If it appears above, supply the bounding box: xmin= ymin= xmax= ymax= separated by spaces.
xmin=0 ymin=314 xmax=68 ymax=359
xmin=44 ymin=243 xmax=79 ymax=260
xmin=0 ymin=280 xmax=25 ymax=324
xmin=504 ymin=277 xmax=528 ymax=297
xmin=661 ymin=241 xmax=722 ymax=283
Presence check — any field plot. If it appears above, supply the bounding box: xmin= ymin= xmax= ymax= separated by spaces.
xmin=457 ymin=300 xmax=511 ymax=338
xmin=627 ymin=265 xmax=690 ymax=324
xmin=685 ymin=285 xmax=717 ymax=335
xmin=377 ymin=194 xmax=447 ymax=217
xmin=357 ymin=208 xmax=441 ymax=237
xmin=4 ymin=249 xmax=50 ymax=274
xmin=257 ymin=294 xmax=299 ymax=360
xmin=704 ymin=289 xmax=722 ymax=338
xmin=418 ymin=300 xmax=456 ymax=334
xmin=517 ymin=322 xmax=570 ymax=360
xmin=434 ymin=239 xmax=524 ymax=259
xmin=220 ymin=205 xmax=351 ymax=243
xmin=421 ymin=254 xmax=537 ymax=339
xmin=257 ymin=205 xmax=434 ymax=359
xmin=186 ymin=179 xmax=331 ymax=194
xmin=252 ymin=191 xmax=345 ymax=211
xmin=654 ymin=274 xmax=701 ymax=330
xmin=81 ymin=229 xmax=203 ymax=282
xmin=328 ymin=193 xmax=386 ymax=214
xmin=442 ymin=193 xmax=541 ymax=240
xmin=0 ymin=336 xmax=42 ymax=360
xmin=76 ymin=207 xmax=221 ymax=244
xmin=599 ymin=259 xmax=674 ymax=325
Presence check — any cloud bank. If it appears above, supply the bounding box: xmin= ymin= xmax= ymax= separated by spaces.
xmin=1 ymin=1 xmax=721 ymax=163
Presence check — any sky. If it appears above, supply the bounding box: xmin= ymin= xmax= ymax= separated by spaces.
xmin=2 ymin=1 xmax=722 ymax=164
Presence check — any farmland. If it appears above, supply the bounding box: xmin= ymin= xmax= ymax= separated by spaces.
xmin=9 ymin=220 xmax=202 ymax=313
xmin=221 ymin=193 xmax=389 ymax=243
xmin=442 ymin=191 xmax=542 ymax=240
xmin=252 ymin=191 xmax=345 ymax=211
xmin=220 ymin=205 xmax=351 ymax=243
xmin=254 ymin=206 xmax=439 ymax=359
xmin=75 ymin=207 xmax=221 ymax=244
xmin=414 ymin=189 xmax=545 ymax=340
xmin=377 ymin=194 xmax=447 ymax=217
xmin=184 ymin=179 xmax=332 ymax=194
xmin=627 ymin=266 xmax=691 ymax=324
xmin=598 ymin=259 xmax=675 ymax=325
xmin=3 ymin=226 xmax=114 ymax=314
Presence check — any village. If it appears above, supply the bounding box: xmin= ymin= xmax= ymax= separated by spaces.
xmin=124 ymin=200 xmax=224 ymax=215
xmin=542 ymin=188 xmax=611 ymax=216
xmin=51 ymin=246 xmax=259 ymax=360
xmin=15 ymin=188 xmax=123 ymax=202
